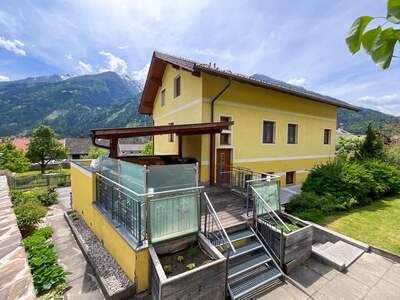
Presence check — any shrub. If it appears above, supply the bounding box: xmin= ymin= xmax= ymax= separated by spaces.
xmin=37 ymin=188 xmax=58 ymax=206
xmin=14 ymin=201 xmax=47 ymax=235
xmin=362 ymin=160 xmax=400 ymax=198
xmin=22 ymin=228 xmax=69 ymax=294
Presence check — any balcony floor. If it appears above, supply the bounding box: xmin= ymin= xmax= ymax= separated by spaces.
xmin=202 ymin=186 xmax=250 ymax=229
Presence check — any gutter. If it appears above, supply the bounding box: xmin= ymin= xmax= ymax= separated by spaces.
xmin=209 ymin=77 xmax=232 ymax=185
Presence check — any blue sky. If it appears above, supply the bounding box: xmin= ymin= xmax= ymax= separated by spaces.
xmin=0 ymin=0 xmax=399 ymax=115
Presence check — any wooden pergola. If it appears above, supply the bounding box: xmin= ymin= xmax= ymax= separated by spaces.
xmin=91 ymin=121 xmax=234 ymax=184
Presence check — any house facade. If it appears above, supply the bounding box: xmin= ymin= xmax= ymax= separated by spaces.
xmin=139 ymin=51 xmax=358 ymax=186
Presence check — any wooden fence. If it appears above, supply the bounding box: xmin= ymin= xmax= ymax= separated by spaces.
xmin=8 ymin=173 xmax=71 ymax=190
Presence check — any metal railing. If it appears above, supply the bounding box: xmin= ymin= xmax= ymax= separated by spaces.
xmin=201 ymin=192 xmax=236 ymax=299
xmin=96 ymin=172 xmax=204 ymax=246
xmin=218 ymin=166 xmax=266 ymax=193
xmin=96 ymin=173 xmax=146 ymax=244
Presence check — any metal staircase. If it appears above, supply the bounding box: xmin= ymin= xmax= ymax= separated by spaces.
xmin=202 ymin=192 xmax=284 ymax=299
xmin=223 ymin=226 xmax=284 ymax=300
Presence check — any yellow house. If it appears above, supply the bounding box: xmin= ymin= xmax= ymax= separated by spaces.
xmin=70 ymin=50 xmax=359 ymax=298
xmin=139 ymin=51 xmax=359 ymax=186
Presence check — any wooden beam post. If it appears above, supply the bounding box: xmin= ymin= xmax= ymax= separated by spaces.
xmin=109 ymin=138 xmax=118 ymax=158
xmin=209 ymin=133 xmax=215 ymax=185
xmin=178 ymin=135 xmax=183 ymax=158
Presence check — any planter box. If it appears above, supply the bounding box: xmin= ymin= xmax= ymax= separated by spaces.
xmin=150 ymin=233 xmax=227 ymax=300
xmin=257 ymin=213 xmax=313 ymax=273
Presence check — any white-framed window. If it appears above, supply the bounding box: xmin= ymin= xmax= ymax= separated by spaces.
xmin=168 ymin=122 xmax=174 ymax=142
xmin=286 ymin=171 xmax=295 ymax=185
xmin=174 ymin=75 xmax=181 ymax=98
xmin=324 ymin=129 xmax=331 ymax=145
xmin=160 ymin=89 xmax=165 ymax=107
xmin=262 ymin=120 xmax=276 ymax=144
xmin=287 ymin=123 xmax=298 ymax=144
xmin=220 ymin=116 xmax=232 ymax=146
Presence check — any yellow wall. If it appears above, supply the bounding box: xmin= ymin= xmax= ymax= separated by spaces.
xmin=70 ymin=163 xmax=149 ymax=292
xmin=152 ymin=64 xmax=203 ymax=156
xmin=149 ymin=66 xmax=338 ymax=186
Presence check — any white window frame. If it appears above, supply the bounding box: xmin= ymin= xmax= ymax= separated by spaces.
xmin=173 ymin=75 xmax=181 ymax=99
xmin=287 ymin=123 xmax=299 ymax=145
xmin=218 ymin=115 xmax=233 ymax=148
xmin=261 ymin=119 xmax=276 ymax=145
xmin=160 ymin=89 xmax=166 ymax=107
xmin=324 ymin=128 xmax=331 ymax=145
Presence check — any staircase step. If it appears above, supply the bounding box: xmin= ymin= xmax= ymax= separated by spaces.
xmin=229 ymin=265 xmax=282 ymax=299
xmin=228 ymin=253 xmax=272 ymax=279
xmin=319 ymin=241 xmax=334 ymax=251
xmin=224 ymin=240 xmax=262 ymax=258
xmin=228 ymin=229 xmax=255 ymax=243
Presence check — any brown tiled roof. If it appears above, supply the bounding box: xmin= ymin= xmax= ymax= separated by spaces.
xmin=139 ymin=51 xmax=360 ymax=114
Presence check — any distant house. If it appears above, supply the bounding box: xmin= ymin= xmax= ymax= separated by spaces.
xmin=13 ymin=137 xmax=30 ymax=153
xmin=118 ymin=143 xmax=144 ymax=156
xmin=64 ymin=138 xmax=92 ymax=159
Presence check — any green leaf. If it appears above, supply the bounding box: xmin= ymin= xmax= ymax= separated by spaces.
xmin=346 ymin=16 xmax=374 ymax=54
xmin=371 ymin=28 xmax=399 ymax=69
xmin=362 ymin=27 xmax=382 ymax=54
xmin=388 ymin=0 xmax=400 ymax=23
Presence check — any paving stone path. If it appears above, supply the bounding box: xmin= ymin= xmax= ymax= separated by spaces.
xmin=45 ymin=188 xmax=105 ymax=299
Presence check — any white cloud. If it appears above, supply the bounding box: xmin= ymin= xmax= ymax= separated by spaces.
xmin=99 ymin=51 xmax=128 ymax=74
xmin=118 ymin=45 xmax=129 ymax=49
xmin=65 ymin=53 xmax=73 ymax=60
xmin=132 ymin=63 xmax=150 ymax=86
xmin=287 ymin=77 xmax=307 ymax=86
xmin=355 ymin=94 xmax=400 ymax=115
xmin=0 ymin=75 xmax=10 ymax=81
xmin=75 ymin=60 xmax=93 ymax=74
xmin=0 ymin=36 xmax=26 ymax=56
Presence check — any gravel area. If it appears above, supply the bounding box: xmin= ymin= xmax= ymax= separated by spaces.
xmin=70 ymin=213 xmax=132 ymax=295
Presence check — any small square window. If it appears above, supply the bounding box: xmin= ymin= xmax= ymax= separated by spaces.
xmin=286 ymin=171 xmax=295 ymax=185
xmin=288 ymin=124 xmax=298 ymax=144
xmin=220 ymin=116 xmax=232 ymax=130
xmin=324 ymin=129 xmax=331 ymax=145
xmin=160 ymin=89 xmax=165 ymax=107
xmin=174 ymin=76 xmax=181 ymax=98
xmin=220 ymin=133 xmax=231 ymax=145
xmin=263 ymin=121 xmax=275 ymax=144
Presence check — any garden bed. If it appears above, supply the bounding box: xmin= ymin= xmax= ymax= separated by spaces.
xmin=257 ymin=213 xmax=313 ymax=273
xmin=150 ymin=234 xmax=226 ymax=300
xmin=65 ymin=211 xmax=135 ymax=299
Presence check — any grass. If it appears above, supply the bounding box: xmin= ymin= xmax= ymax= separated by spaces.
xmin=15 ymin=168 xmax=70 ymax=178
xmin=318 ymin=196 xmax=400 ymax=255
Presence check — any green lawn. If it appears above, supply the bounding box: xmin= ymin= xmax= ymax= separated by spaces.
xmin=15 ymin=168 xmax=70 ymax=178
xmin=318 ymin=196 xmax=400 ymax=255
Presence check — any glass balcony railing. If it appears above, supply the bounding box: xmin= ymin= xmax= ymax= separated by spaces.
xmin=95 ymin=157 xmax=201 ymax=246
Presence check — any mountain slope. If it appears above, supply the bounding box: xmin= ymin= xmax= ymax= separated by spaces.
xmin=338 ymin=108 xmax=400 ymax=136
xmin=0 ymin=72 xmax=149 ymax=137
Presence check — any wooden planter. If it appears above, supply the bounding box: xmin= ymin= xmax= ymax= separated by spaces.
xmin=257 ymin=213 xmax=313 ymax=273
xmin=149 ymin=234 xmax=227 ymax=300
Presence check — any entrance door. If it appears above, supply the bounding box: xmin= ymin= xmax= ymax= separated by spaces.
xmin=216 ymin=149 xmax=232 ymax=185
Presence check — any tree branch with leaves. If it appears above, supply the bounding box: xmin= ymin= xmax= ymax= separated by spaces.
xmin=26 ymin=125 xmax=68 ymax=174
xmin=346 ymin=0 xmax=400 ymax=69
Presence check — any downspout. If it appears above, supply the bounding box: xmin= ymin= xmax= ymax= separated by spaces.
xmin=209 ymin=77 xmax=232 ymax=185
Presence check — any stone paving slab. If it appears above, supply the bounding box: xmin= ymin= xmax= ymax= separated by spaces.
xmin=323 ymin=240 xmax=364 ymax=267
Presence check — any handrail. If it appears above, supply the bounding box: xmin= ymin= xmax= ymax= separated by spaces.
xmin=96 ymin=172 xmax=203 ymax=197
xmin=203 ymin=192 xmax=236 ymax=253
xmin=251 ymin=186 xmax=290 ymax=232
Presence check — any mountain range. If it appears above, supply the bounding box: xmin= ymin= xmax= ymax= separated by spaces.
xmin=0 ymin=71 xmax=398 ymax=137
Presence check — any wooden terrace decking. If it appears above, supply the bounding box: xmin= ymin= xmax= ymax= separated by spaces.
xmin=201 ymin=186 xmax=250 ymax=229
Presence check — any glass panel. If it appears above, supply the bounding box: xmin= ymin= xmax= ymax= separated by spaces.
xmin=149 ymin=191 xmax=199 ymax=243
xmin=263 ymin=121 xmax=275 ymax=143
xmin=147 ymin=163 xmax=197 ymax=192
xmin=288 ymin=124 xmax=297 ymax=144
xmin=99 ymin=157 xmax=145 ymax=194
xmin=252 ymin=180 xmax=280 ymax=214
